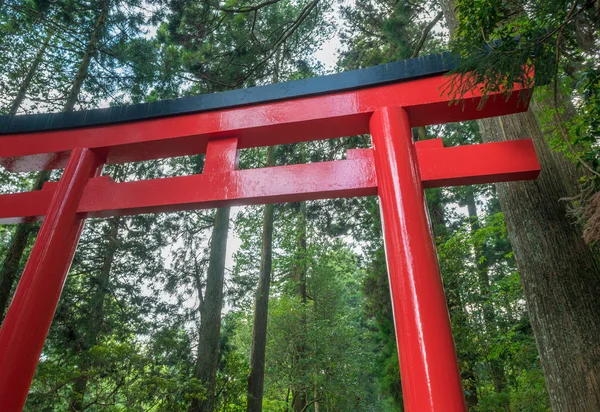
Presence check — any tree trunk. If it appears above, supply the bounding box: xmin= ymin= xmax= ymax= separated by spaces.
xmin=246 ymin=147 xmax=275 ymax=412
xmin=69 ymin=216 xmax=120 ymax=411
xmin=292 ymin=201 xmax=308 ymax=412
xmin=63 ymin=0 xmax=109 ymax=112
xmin=0 ymin=28 xmax=54 ymax=319
xmin=8 ymin=31 xmax=53 ymax=115
xmin=478 ymin=112 xmax=600 ymax=411
xmin=465 ymin=190 xmax=508 ymax=403
xmin=440 ymin=4 xmax=600 ymax=409
xmin=190 ymin=206 xmax=231 ymax=412
xmin=0 ymin=0 xmax=108 ymax=324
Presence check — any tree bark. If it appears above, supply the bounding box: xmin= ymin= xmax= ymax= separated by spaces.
xmin=440 ymin=4 xmax=600 ymax=409
xmin=246 ymin=148 xmax=275 ymax=412
xmin=0 ymin=28 xmax=54 ymax=319
xmin=292 ymin=201 xmax=307 ymax=412
xmin=63 ymin=0 xmax=109 ymax=112
xmin=190 ymin=206 xmax=231 ymax=412
xmin=69 ymin=216 xmax=120 ymax=411
xmin=0 ymin=0 xmax=109 ymax=324
xmin=8 ymin=31 xmax=53 ymax=115
xmin=478 ymin=112 xmax=600 ymax=411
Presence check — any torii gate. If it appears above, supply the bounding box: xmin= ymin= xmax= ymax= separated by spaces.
xmin=0 ymin=53 xmax=539 ymax=411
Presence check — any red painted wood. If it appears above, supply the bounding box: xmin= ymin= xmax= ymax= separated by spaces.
xmin=0 ymin=139 xmax=539 ymax=223
xmin=371 ymin=106 xmax=466 ymax=411
xmin=0 ymin=148 xmax=104 ymax=412
xmin=78 ymin=154 xmax=379 ymax=218
xmin=419 ymin=138 xmax=540 ymax=188
xmin=0 ymin=75 xmax=531 ymax=172
xmin=204 ymin=137 xmax=239 ymax=173
xmin=0 ymin=190 xmax=53 ymax=224
xmin=0 ymin=69 xmax=538 ymax=412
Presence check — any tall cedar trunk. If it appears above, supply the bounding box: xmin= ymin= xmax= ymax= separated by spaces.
xmin=465 ymin=190 xmax=508 ymax=402
xmin=8 ymin=31 xmax=53 ymax=115
xmin=440 ymin=3 xmax=600 ymax=409
xmin=0 ymin=2 xmax=107 ymax=322
xmin=477 ymin=113 xmax=600 ymax=411
xmin=69 ymin=216 xmax=120 ymax=411
xmin=246 ymin=147 xmax=275 ymax=412
xmin=63 ymin=0 xmax=108 ymax=112
xmin=246 ymin=47 xmax=281 ymax=411
xmin=426 ymin=188 xmax=479 ymax=410
xmin=190 ymin=206 xmax=231 ymax=412
xmin=0 ymin=30 xmax=54 ymax=319
xmin=292 ymin=202 xmax=307 ymax=412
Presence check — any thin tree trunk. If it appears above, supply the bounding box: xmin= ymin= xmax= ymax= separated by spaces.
xmin=440 ymin=4 xmax=600 ymax=409
xmin=190 ymin=206 xmax=231 ymax=412
xmin=313 ymin=377 xmax=321 ymax=412
xmin=0 ymin=29 xmax=54 ymax=319
xmin=63 ymin=0 xmax=109 ymax=112
xmin=465 ymin=190 xmax=508 ymax=402
xmin=65 ymin=6 xmax=111 ymax=407
xmin=0 ymin=0 xmax=108 ymax=324
xmin=246 ymin=148 xmax=275 ymax=412
xmin=69 ymin=216 xmax=120 ymax=411
xmin=292 ymin=201 xmax=308 ymax=412
xmin=8 ymin=31 xmax=53 ymax=115
xmin=246 ymin=46 xmax=281 ymax=412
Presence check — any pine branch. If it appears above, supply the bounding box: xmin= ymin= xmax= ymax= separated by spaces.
xmin=233 ymin=0 xmax=320 ymax=87
xmin=411 ymin=11 xmax=443 ymax=58
xmin=219 ymin=0 xmax=282 ymax=13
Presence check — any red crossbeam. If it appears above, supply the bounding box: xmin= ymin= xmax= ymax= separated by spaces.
xmin=0 ymin=75 xmax=530 ymax=172
xmin=0 ymin=138 xmax=539 ymax=224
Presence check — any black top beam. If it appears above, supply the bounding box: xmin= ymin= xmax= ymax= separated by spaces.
xmin=0 ymin=52 xmax=457 ymax=135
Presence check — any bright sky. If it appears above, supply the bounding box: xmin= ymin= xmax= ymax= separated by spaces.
xmin=314 ymin=36 xmax=341 ymax=72
xmin=314 ymin=0 xmax=354 ymax=71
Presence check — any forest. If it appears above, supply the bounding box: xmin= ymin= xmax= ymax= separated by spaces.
xmin=0 ymin=0 xmax=599 ymax=411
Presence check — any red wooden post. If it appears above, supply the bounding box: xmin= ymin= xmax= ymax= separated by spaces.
xmin=0 ymin=148 xmax=103 ymax=411
xmin=370 ymin=106 xmax=466 ymax=411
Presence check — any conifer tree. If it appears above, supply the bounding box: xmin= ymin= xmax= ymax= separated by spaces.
xmin=440 ymin=1 xmax=600 ymax=409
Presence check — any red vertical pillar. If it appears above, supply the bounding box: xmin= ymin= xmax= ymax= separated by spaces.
xmin=370 ymin=106 xmax=465 ymax=411
xmin=0 ymin=148 xmax=103 ymax=411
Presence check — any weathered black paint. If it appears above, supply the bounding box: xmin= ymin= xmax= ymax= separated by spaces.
xmin=0 ymin=52 xmax=457 ymax=134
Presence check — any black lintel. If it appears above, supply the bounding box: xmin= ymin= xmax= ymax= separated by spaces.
xmin=0 ymin=52 xmax=457 ymax=135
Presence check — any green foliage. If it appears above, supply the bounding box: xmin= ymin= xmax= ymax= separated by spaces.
xmin=339 ymin=0 xmax=445 ymax=70
xmin=451 ymin=0 xmax=577 ymax=94
xmin=437 ymin=209 xmax=550 ymax=411
xmin=230 ymin=231 xmax=391 ymax=410
xmin=450 ymin=0 xmax=600 ymax=194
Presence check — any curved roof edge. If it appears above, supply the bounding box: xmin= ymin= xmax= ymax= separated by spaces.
xmin=0 ymin=52 xmax=457 ymax=135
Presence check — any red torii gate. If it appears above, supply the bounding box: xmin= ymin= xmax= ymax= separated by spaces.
xmin=0 ymin=54 xmax=539 ymax=411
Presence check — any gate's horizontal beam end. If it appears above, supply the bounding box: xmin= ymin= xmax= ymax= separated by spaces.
xmin=0 ymin=190 xmax=53 ymax=224
xmin=422 ymin=169 xmax=540 ymax=188
xmin=418 ymin=138 xmax=540 ymax=188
